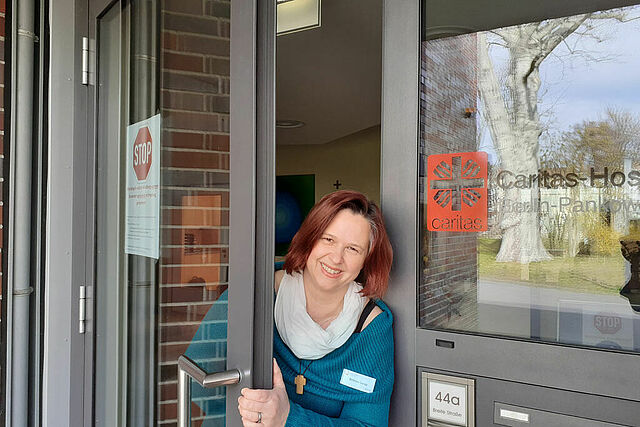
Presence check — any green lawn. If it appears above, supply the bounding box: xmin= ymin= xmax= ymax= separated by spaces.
xmin=478 ymin=238 xmax=625 ymax=295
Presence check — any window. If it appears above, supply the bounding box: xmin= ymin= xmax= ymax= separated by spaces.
xmin=419 ymin=4 xmax=640 ymax=353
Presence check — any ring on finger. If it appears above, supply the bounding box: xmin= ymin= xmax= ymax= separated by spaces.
xmin=257 ymin=411 xmax=262 ymax=423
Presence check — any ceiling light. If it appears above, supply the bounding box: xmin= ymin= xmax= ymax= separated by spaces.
xmin=276 ymin=120 xmax=305 ymax=129
xmin=277 ymin=0 xmax=321 ymax=36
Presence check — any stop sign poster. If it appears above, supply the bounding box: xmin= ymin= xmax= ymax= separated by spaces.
xmin=559 ymin=300 xmax=634 ymax=350
xmin=125 ymin=114 xmax=161 ymax=259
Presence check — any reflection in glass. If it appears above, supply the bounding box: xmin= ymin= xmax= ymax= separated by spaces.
xmin=152 ymin=0 xmax=231 ymax=425
xmin=419 ymin=5 xmax=640 ymax=353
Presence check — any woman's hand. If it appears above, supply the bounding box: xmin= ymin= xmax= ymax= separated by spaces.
xmin=238 ymin=358 xmax=290 ymax=426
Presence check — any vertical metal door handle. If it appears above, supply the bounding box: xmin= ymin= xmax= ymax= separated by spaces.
xmin=177 ymin=355 xmax=242 ymax=427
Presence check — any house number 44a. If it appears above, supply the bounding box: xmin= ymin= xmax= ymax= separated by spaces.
xmin=435 ymin=392 xmax=460 ymax=406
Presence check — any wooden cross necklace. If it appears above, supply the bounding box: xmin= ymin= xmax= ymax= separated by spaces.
xmin=295 ymin=360 xmax=314 ymax=394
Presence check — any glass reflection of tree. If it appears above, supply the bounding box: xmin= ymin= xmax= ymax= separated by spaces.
xmin=478 ymin=8 xmax=636 ymax=263
xmin=542 ymin=110 xmax=640 ymax=246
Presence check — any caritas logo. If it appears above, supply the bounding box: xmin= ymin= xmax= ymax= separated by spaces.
xmin=427 ymin=151 xmax=488 ymax=232
xmin=133 ymin=126 xmax=153 ymax=181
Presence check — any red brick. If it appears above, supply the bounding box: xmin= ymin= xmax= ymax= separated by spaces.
xmin=163 ymin=12 xmax=221 ymax=37
xmin=162 ymin=342 xmax=200 ymax=362
xmin=204 ymin=57 xmax=229 ymax=76
xmin=162 ymin=131 xmax=205 ymax=150
xmin=162 ymin=192 xmax=229 ymax=210
xmin=205 ymin=0 xmax=230 ymax=19
xmin=177 ymin=34 xmax=229 ymax=56
xmin=160 ymin=363 xmax=177 ymax=382
xmin=161 ymin=246 xmax=228 ymax=266
xmin=164 ymin=111 xmax=223 ymax=133
xmin=161 ymin=207 xmax=229 ymax=226
xmin=160 ymin=285 xmax=226 ymax=305
xmin=162 ymin=149 xmax=229 ymax=169
xmin=205 ymin=95 xmax=229 ymax=113
xmin=160 ymin=383 xmax=178 ymax=401
xmin=160 ymin=303 xmax=213 ymax=323
xmin=163 ymin=52 xmax=203 ymax=73
xmin=162 ymin=0 xmax=203 ymax=15
xmin=163 ymin=32 xmax=178 ymax=51
xmin=160 ymin=323 xmax=200 ymax=341
xmin=162 ymin=227 xmax=225 ymax=245
xmin=162 ymin=89 xmax=205 ymax=111
xmin=161 ymin=264 xmax=225 ymax=285
xmin=206 ymin=134 xmax=229 ymax=151
xmin=163 ymin=70 xmax=222 ymax=94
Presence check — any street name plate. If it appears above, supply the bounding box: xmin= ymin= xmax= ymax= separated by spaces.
xmin=422 ymin=372 xmax=475 ymax=427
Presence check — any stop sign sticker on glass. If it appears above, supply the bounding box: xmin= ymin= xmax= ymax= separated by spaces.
xmin=594 ymin=314 xmax=622 ymax=334
xmin=133 ymin=126 xmax=153 ymax=181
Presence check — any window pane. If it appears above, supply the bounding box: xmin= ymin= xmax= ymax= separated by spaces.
xmin=156 ymin=0 xmax=231 ymax=425
xmin=419 ymin=4 xmax=640 ymax=353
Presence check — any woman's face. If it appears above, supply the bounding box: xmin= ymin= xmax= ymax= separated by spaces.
xmin=304 ymin=209 xmax=371 ymax=294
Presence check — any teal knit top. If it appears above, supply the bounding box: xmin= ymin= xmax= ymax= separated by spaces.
xmin=274 ymin=299 xmax=394 ymax=426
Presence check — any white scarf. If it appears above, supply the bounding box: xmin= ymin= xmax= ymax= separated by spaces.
xmin=274 ymin=271 xmax=367 ymax=360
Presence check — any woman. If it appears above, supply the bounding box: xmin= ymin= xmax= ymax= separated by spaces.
xmin=238 ymin=190 xmax=394 ymax=426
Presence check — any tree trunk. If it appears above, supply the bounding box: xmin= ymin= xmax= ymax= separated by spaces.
xmin=478 ymin=33 xmax=552 ymax=263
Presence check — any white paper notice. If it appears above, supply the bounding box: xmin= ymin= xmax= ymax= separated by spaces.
xmin=125 ymin=114 xmax=161 ymax=259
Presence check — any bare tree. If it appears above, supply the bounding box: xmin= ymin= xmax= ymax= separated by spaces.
xmin=478 ymin=10 xmax=632 ymax=263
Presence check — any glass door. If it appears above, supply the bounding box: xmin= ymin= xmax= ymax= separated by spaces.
xmin=382 ymin=0 xmax=640 ymax=425
xmin=89 ymin=0 xmax=274 ymax=425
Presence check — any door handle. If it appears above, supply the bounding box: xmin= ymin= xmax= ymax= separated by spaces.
xmin=177 ymin=354 xmax=242 ymax=427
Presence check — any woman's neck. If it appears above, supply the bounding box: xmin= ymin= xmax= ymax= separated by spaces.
xmin=302 ymin=271 xmax=349 ymax=329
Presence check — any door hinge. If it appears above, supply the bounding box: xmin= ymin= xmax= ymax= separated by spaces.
xmin=79 ymin=285 xmax=86 ymax=334
xmin=81 ymin=37 xmax=95 ymax=86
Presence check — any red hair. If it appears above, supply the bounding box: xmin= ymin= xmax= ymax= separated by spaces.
xmin=283 ymin=190 xmax=393 ymax=299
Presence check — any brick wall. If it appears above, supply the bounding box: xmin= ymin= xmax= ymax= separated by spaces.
xmin=419 ymin=34 xmax=479 ymax=329
xmin=158 ymin=0 xmax=231 ymax=425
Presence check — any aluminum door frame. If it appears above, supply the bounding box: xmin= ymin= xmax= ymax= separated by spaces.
xmin=88 ymin=0 xmax=129 ymax=424
xmin=45 ymin=0 xmax=275 ymax=424
xmin=381 ymin=1 xmax=420 ymax=426
xmin=382 ymin=0 xmax=640 ymax=425
xmin=43 ymin=0 xmax=91 ymax=424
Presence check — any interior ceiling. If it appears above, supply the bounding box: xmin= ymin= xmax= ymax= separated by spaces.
xmin=276 ymin=0 xmax=383 ymax=145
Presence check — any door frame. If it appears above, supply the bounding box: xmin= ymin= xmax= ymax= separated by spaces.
xmin=87 ymin=0 xmax=130 ymax=424
xmin=382 ymin=0 xmax=640 ymax=425
xmin=43 ymin=0 xmax=92 ymax=424
xmin=79 ymin=0 xmax=276 ymax=425
xmin=381 ymin=1 xmax=420 ymax=426
xmin=43 ymin=0 xmax=275 ymax=424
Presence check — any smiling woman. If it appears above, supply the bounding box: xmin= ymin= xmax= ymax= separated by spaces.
xmin=237 ymin=191 xmax=394 ymax=426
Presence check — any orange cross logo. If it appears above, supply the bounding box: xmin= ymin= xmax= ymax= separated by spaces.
xmin=427 ymin=152 xmax=488 ymax=232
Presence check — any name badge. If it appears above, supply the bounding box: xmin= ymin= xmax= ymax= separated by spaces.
xmin=340 ymin=369 xmax=376 ymax=393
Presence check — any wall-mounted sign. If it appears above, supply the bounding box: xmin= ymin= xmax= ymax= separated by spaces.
xmin=427 ymin=151 xmax=488 ymax=232
xmin=422 ymin=372 xmax=475 ymax=427
xmin=125 ymin=114 xmax=161 ymax=259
